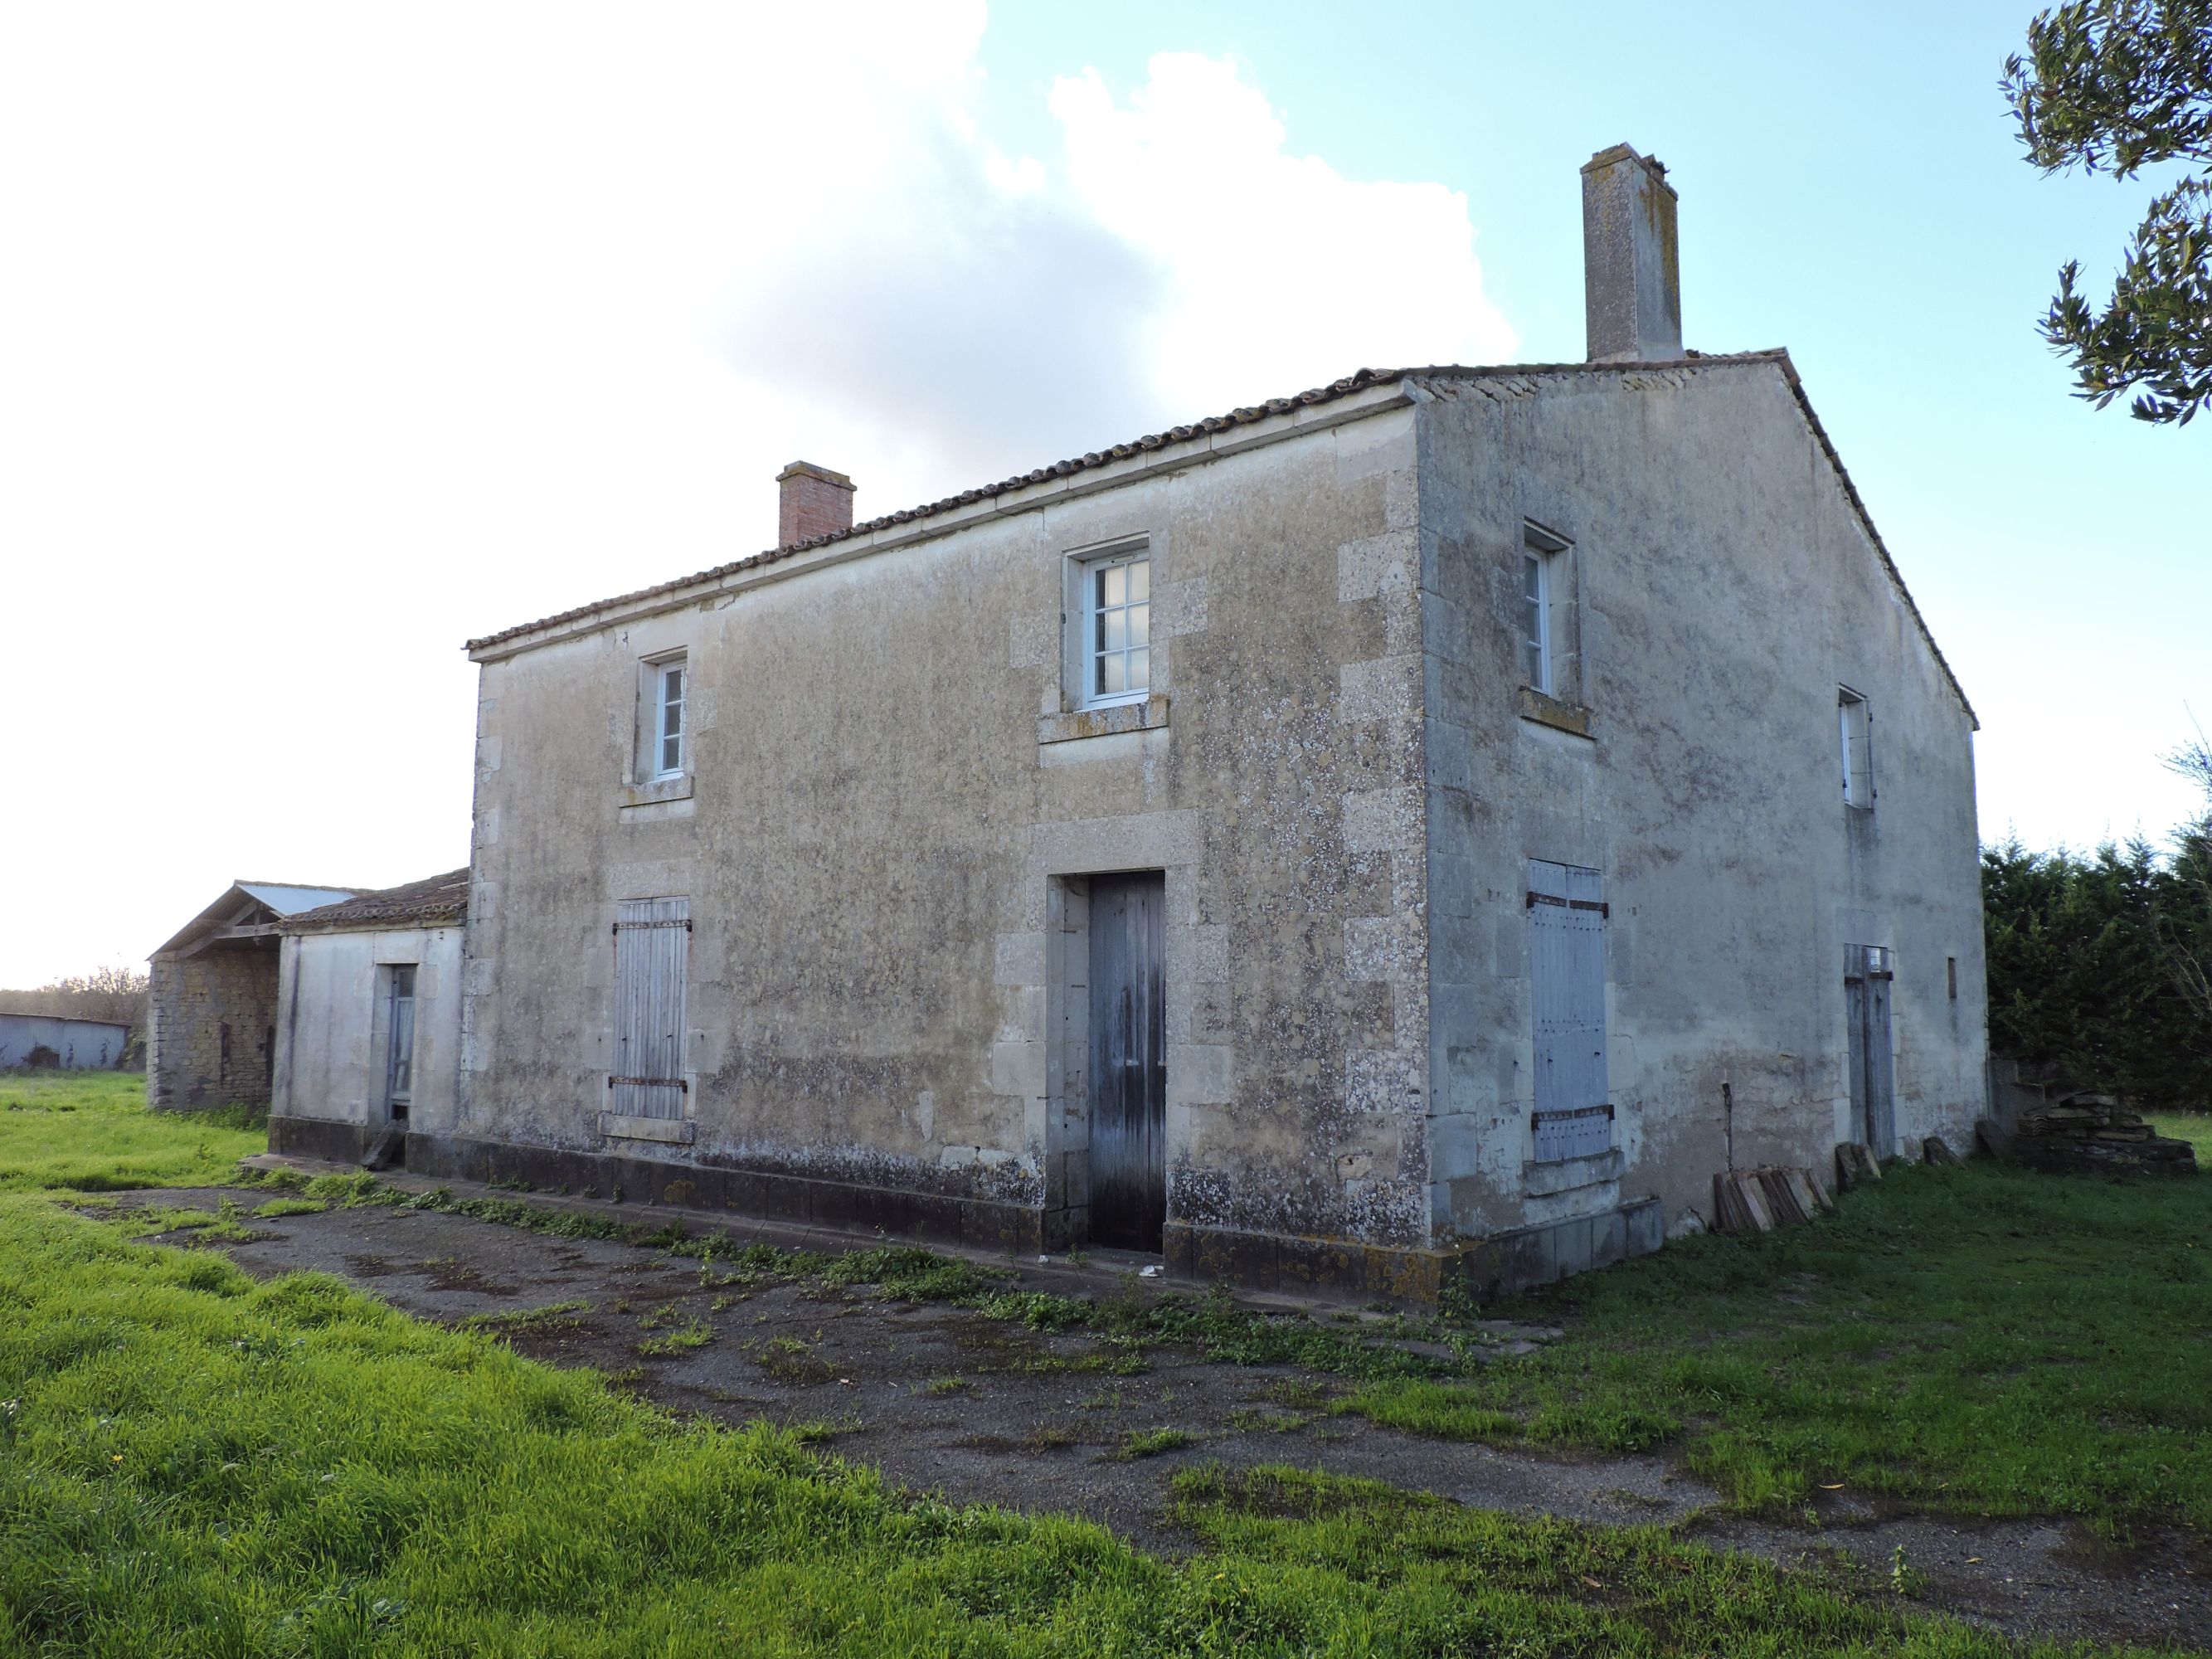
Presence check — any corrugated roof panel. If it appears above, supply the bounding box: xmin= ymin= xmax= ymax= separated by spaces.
xmin=236 ymin=883 xmax=360 ymax=915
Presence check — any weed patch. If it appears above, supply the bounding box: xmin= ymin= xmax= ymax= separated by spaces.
xmin=457 ymin=1300 xmax=591 ymax=1338
xmin=1108 ymin=1428 xmax=1195 ymax=1462
xmin=637 ymin=1321 xmax=715 ymax=1357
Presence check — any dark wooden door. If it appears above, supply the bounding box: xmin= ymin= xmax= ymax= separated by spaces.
xmin=1846 ymin=948 xmax=1896 ymax=1155
xmin=1088 ymin=873 xmax=1166 ymax=1251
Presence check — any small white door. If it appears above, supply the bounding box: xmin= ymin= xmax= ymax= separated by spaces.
xmin=382 ymin=966 xmax=416 ymax=1122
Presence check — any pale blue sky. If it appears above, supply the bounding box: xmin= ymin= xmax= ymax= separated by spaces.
xmin=0 ymin=2 xmax=2203 ymax=983
xmin=980 ymin=0 xmax=2210 ymax=849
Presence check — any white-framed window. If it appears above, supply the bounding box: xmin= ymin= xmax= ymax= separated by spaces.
xmin=1082 ymin=549 xmax=1150 ymax=708
xmin=1521 ymin=521 xmax=1571 ymax=696
xmin=1839 ymin=686 xmax=1874 ymax=807
xmin=653 ymin=656 xmax=687 ymax=779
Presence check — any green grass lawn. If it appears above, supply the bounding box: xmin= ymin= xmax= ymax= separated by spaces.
xmin=1 ymin=1079 xmax=2205 ymax=1649
xmin=0 ymin=1072 xmax=265 ymax=1192
xmin=2146 ymin=1111 xmax=2212 ymax=1166
xmin=0 ymin=1193 xmax=2160 ymax=1658
xmin=1348 ymin=1159 xmax=2212 ymax=1533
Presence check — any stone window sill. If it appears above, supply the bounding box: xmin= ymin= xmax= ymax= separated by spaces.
xmin=601 ymin=1112 xmax=695 ymax=1144
xmin=1038 ymin=692 xmax=1169 ymax=747
xmin=620 ymin=775 xmax=693 ymax=810
xmin=1517 ymin=685 xmax=1592 ymax=739
xmin=1523 ymin=1146 xmax=1622 ymax=1197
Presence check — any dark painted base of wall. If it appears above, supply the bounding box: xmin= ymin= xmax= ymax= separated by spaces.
xmin=1166 ymin=1196 xmax=1665 ymax=1306
xmin=274 ymin=1124 xmax=1665 ymax=1305
xmin=268 ymin=1114 xmax=374 ymax=1166
xmin=403 ymin=1132 xmax=1047 ymax=1257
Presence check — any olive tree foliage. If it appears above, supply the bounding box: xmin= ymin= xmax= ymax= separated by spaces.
xmin=2002 ymin=1 xmax=2212 ymax=424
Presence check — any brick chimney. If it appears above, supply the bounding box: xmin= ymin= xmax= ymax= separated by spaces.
xmin=1581 ymin=144 xmax=1681 ymax=362
xmin=775 ymin=461 xmax=856 ymax=547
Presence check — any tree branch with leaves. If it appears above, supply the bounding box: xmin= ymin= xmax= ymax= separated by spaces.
xmin=2004 ymin=1 xmax=2212 ymax=424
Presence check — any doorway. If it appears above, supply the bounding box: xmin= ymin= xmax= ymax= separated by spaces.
xmin=1845 ymin=945 xmax=1895 ymax=1155
xmin=382 ymin=965 xmax=417 ymax=1124
xmin=1087 ymin=872 xmax=1166 ymax=1251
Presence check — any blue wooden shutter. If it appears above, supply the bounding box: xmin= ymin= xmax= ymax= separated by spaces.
xmin=1529 ymin=859 xmax=1611 ymax=1160
xmin=612 ymin=897 xmax=689 ymax=1119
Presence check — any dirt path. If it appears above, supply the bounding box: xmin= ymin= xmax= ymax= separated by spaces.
xmin=109 ymin=1185 xmax=2210 ymax=1651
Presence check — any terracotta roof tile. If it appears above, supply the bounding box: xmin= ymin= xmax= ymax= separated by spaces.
xmin=282 ymin=869 xmax=469 ymax=933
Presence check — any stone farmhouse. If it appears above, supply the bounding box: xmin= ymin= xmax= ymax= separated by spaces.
xmin=272 ymin=146 xmax=1990 ymax=1300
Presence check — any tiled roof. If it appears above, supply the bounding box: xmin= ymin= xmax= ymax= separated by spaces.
xmin=462 ymin=350 xmax=1972 ymax=725
xmin=282 ymin=869 xmax=470 ymax=933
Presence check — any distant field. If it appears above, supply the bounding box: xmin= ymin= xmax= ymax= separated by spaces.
xmin=0 ymin=1072 xmax=263 ymax=1191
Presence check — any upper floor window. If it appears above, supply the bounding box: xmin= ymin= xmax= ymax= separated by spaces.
xmin=1839 ymin=686 xmax=1874 ymax=807
xmin=1521 ymin=521 xmax=1571 ymax=696
xmin=1083 ymin=550 xmax=1150 ymax=707
xmin=653 ymin=655 xmax=687 ymax=779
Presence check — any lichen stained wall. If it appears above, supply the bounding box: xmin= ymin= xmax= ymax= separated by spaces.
xmin=461 ymin=392 xmax=1432 ymax=1253
xmin=1417 ymin=362 xmax=1987 ymax=1243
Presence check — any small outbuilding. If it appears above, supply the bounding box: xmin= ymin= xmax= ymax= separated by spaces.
xmin=269 ymin=870 xmax=469 ymax=1165
xmin=148 ymin=881 xmax=359 ymax=1110
xmin=0 ymin=1014 xmax=131 ymax=1071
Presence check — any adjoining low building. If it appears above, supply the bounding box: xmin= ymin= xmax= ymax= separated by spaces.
xmin=0 ymin=1014 xmax=130 ymax=1071
xmin=269 ymin=871 xmax=469 ymax=1165
xmin=149 ymin=881 xmax=360 ymax=1110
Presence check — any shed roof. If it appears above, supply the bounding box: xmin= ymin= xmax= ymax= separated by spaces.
xmin=153 ymin=879 xmax=365 ymax=958
xmin=282 ymin=869 xmax=470 ymax=934
xmin=464 ymin=350 xmax=1972 ymax=727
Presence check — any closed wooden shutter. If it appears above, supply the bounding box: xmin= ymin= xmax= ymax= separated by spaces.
xmin=1529 ymin=859 xmax=1612 ymax=1161
xmin=612 ymin=898 xmax=689 ymax=1120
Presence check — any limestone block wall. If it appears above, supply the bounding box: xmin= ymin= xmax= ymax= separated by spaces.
xmin=148 ymin=946 xmax=280 ymax=1110
xmin=457 ymin=386 xmax=1435 ymax=1261
xmin=1417 ymin=362 xmax=1987 ymax=1243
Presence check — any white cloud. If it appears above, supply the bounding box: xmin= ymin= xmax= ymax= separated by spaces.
xmin=0 ymin=6 xmax=1514 ymax=985
xmin=1052 ymin=54 xmax=1517 ymax=411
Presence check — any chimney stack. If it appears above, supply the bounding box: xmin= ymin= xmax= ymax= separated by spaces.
xmin=776 ymin=460 xmax=856 ymax=547
xmin=1581 ymin=144 xmax=1681 ymax=362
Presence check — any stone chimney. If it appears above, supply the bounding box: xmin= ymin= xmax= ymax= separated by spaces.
xmin=1581 ymin=144 xmax=1681 ymax=362
xmin=775 ymin=461 xmax=856 ymax=547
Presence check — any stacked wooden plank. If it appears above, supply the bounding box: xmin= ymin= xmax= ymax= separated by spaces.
xmin=1711 ymin=1165 xmax=1834 ymax=1233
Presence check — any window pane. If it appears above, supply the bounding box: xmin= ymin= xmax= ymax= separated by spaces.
xmin=663 ymin=733 xmax=681 ymax=771
xmin=664 ymin=667 xmax=683 ymax=703
xmin=1101 ymin=564 xmax=1124 ymax=606
xmin=1101 ymin=609 xmax=1125 ymax=651
xmin=1128 ymin=647 xmax=1148 ymax=690
xmin=1524 ymin=553 xmax=1542 ymax=605
xmin=1128 ymin=603 xmax=1149 ymax=646
xmin=1127 ymin=559 xmax=1148 ymax=601
xmin=1101 ymin=653 xmax=1125 ymax=693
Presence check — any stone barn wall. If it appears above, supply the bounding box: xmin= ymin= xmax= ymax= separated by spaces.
xmin=148 ymin=946 xmax=280 ymax=1110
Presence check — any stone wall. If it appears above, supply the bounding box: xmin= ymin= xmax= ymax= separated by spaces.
xmin=148 ymin=945 xmax=280 ymax=1110
xmin=455 ymin=382 xmax=1435 ymax=1272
